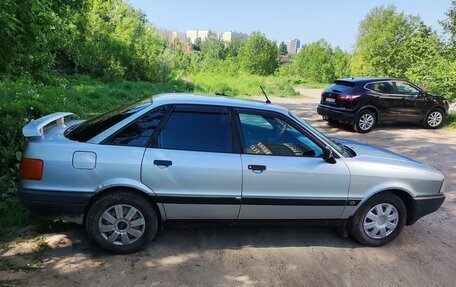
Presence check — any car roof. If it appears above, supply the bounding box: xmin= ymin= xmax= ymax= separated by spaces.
xmin=335 ymin=77 xmax=401 ymax=83
xmin=151 ymin=93 xmax=289 ymax=114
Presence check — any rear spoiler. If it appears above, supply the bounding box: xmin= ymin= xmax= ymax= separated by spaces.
xmin=22 ymin=112 xmax=75 ymax=137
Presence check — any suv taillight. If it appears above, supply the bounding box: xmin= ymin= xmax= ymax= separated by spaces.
xmin=19 ymin=158 xmax=43 ymax=180
xmin=338 ymin=94 xmax=361 ymax=101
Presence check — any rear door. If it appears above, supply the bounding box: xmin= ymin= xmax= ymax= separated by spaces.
xmin=365 ymin=81 xmax=398 ymax=121
xmin=141 ymin=105 xmax=242 ymax=219
xmin=235 ymin=109 xmax=351 ymax=220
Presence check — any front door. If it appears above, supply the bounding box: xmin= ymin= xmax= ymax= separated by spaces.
xmin=393 ymin=81 xmax=424 ymax=122
xmin=235 ymin=110 xmax=351 ymax=219
xmin=141 ymin=105 xmax=241 ymax=219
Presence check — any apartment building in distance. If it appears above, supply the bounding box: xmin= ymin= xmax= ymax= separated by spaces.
xmin=186 ymin=30 xmax=210 ymax=44
xmin=287 ymin=38 xmax=301 ymax=54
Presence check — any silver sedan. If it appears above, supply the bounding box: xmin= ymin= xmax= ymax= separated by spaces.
xmin=19 ymin=94 xmax=445 ymax=253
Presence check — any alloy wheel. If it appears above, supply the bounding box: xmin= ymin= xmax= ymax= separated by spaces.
xmin=427 ymin=111 xmax=442 ymax=127
xmin=359 ymin=114 xmax=374 ymax=131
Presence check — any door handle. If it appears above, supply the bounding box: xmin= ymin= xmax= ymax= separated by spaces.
xmin=154 ymin=160 xmax=172 ymax=167
xmin=248 ymin=165 xmax=266 ymax=171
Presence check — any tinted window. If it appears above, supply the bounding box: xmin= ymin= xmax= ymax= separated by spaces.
xmin=395 ymin=82 xmax=420 ymax=96
xmin=239 ymin=113 xmax=322 ymax=157
xmin=157 ymin=107 xmax=232 ymax=153
xmin=326 ymin=81 xmax=356 ymax=94
xmin=103 ymin=106 xmax=168 ymax=147
xmin=66 ymin=100 xmax=150 ymax=142
xmin=366 ymin=81 xmax=394 ymax=94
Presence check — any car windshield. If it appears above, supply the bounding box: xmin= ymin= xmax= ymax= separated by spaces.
xmin=289 ymin=112 xmax=352 ymax=157
xmin=65 ymin=99 xmax=151 ymax=142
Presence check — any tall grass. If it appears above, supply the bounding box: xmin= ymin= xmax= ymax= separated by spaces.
xmin=189 ymin=72 xmax=326 ymax=97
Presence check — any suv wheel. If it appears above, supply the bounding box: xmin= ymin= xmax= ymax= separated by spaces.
xmin=348 ymin=193 xmax=406 ymax=247
xmin=354 ymin=110 xmax=376 ymax=133
xmin=424 ymin=108 xmax=444 ymax=129
xmin=86 ymin=191 xmax=158 ymax=254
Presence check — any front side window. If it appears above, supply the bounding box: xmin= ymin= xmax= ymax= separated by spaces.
xmin=103 ymin=106 xmax=168 ymax=147
xmin=367 ymin=82 xmax=394 ymax=94
xmin=238 ymin=112 xmax=322 ymax=157
xmin=394 ymin=82 xmax=420 ymax=96
xmin=157 ymin=106 xmax=232 ymax=153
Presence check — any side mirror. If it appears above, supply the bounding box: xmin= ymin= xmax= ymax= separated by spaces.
xmin=323 ymin=146 xmax=336 ymax=164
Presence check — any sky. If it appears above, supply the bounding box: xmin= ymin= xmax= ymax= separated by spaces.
xmin=129 ymin=0 xmax=451 ymax=51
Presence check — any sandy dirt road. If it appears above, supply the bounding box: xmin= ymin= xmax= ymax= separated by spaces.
xmin=1 ymin=88 xmax=456 ymax=286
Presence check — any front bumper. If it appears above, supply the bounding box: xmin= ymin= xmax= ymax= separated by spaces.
xmin=317 ymin=104 xmax=356 ymax=123
xmin=407 ymin=194 xmax=445 ymax=225
xmin=18 ymin=188 xmax=94 ymax=224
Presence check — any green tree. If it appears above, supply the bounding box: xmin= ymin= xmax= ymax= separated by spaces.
xmin=440 ymin=0 xmax=456 ymax=55
xmin=200 ymin=31 xmax=226 ymax=60
xmin=193 ymin=37 xmax=202 ymax=51
xmin=238 ymin=32 xmax=278 ymax=75
xmin=331 ymin=47 xmax=351 ymax=79
xmin=225 ymin=34 xmax=247 ymax=57
xmin=0 ymin=0 xmax=87 ymax=80
xmin=294 ymin=39 xmax=334 ymax=82
xmin=352 ymin=5 xmax=439 ymax=78
xmin=352 ymin=5 xmax=455 ymax=100
xmin=279 ymin=41 xmax=288 ymax=55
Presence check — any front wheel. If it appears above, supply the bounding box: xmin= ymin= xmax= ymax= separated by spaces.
xmin=353 ymin=110 xmax=376 ymax=133
xmin=424 ymin=108 xmax=445 ymax=129
xmin=86 ymin=191 xmax=158 ymax=254
xmin=348 ymin=193 xmax=406 ymax=247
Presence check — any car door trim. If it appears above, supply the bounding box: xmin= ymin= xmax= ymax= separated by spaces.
xmin=154 ymin=195 xmax=360 ymax=206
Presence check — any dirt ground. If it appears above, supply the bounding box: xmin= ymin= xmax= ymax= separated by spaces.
xmin=2 ymin=88 xmax=456 ymax=287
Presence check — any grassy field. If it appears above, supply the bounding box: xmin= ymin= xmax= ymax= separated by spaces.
xmin=189 ymin=72 xmax=327 ymax=97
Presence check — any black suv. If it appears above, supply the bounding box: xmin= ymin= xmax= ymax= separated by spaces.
xmin=317 ymin=78 xmax=450 ymax=133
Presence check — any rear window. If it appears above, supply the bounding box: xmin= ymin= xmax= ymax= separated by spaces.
xmin=65 ymin=99 xmax=151 ymax=142
xmin=326 ymin=81 xmax=356 ymax=94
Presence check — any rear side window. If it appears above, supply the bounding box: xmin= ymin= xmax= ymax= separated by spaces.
xmin=66 ymin=100 xmax=150 ymax=142
xmin=157 ymin=106 xmax=232 ymax=153
xmin=103 ymin=106 xmax=168 ymax=147
xmin=326 ymin=81 xmax=356 ymax=94
xmin=366 ymin=82 xmax=394 ymax=94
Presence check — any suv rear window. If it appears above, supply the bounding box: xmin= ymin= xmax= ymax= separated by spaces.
xmin=326 ymin=81 xmax=356 ymax=94
xmin=65 ymin=99 xmax=151 ymax=142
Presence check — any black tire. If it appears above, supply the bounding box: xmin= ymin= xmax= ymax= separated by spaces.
xmin=423 ymin=108 xmax=445 ymax=129
xmin=322 ymin=116 xmax=339 ymax=125
xmin=348 ymin=193 xmax=406 ymax=247
xmin=353 ymin=109 xmax=376 ymax=133
xmin=85 ymin=191 xmax=158 ymax=254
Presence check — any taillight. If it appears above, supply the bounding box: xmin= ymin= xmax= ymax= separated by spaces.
xmin=338 ymin=94 xmax=361 ymax=101
xmin=19 ymin=158 xmax=43 ymax=180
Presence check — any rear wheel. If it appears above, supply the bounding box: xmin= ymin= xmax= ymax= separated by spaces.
xmin=348 ymin=193 xmax=406 ymax=247
xmin=424 ymin=108 xmax=445 ymax=129
xmin=353 ymin=110 xmax=376 ymax=133
xmin=86 ymin=191 xmax=158 ymax=254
